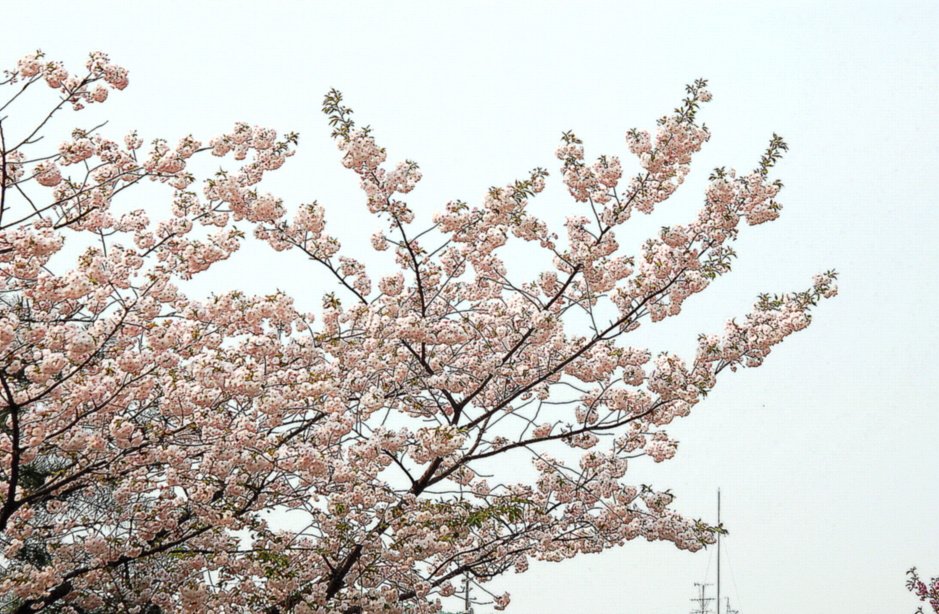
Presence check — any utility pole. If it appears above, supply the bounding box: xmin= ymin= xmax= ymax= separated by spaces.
xmin=461 ymin=573 xmax=473 ymax=614
xmin=690 ymin=582 xmax=713 ymax=614
xmin=717 ymin=488 xmax=721 ymax=614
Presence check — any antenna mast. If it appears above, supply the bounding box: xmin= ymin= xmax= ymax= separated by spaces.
xmin=690 ymin=582 xmax=714 ymax=614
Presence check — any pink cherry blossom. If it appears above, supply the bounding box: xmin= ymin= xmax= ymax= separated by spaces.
xmin=908 ymin=568 xmax=939 ymax=614
xmin=0 ymin=57 xmax=836 ymax=614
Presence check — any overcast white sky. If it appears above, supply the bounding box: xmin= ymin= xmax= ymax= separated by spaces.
xmin=3 ymin=2 xmax=937 ymax=613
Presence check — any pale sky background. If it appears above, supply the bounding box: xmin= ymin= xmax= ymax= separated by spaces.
xmin=3 ymin=2 xmax=937 ymax=613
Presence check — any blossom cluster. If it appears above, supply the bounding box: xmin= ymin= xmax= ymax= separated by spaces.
xmin=908 ymin=568 xmax=939 ymax=614
xmin=12 ymin=50 xmax=127 ymax=110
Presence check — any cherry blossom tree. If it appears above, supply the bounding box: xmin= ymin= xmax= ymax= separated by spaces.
xmin=0 ymin=51 xmax=836 ymax=614
xmin=908 ymin=568 xmax=939 ymax=614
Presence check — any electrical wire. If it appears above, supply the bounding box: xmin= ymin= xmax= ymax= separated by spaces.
xmin=722 ymin=536 xmax=743 ymax=613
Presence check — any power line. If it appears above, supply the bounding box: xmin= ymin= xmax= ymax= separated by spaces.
xmin=722 ymin=532 xmax=744 ymax=613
